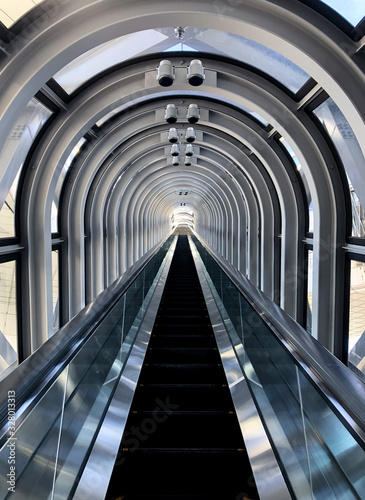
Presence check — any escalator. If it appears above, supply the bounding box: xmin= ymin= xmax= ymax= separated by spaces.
xmin=105 ymin=235 xmax=259 ymax=499
xmin=1 ymin=233 xmax=364 ymax=499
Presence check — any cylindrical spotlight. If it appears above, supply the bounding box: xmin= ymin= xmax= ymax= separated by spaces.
xmin=168 ymin=128 xmax=179 ymax=143
xmin=172 ymin=156 xmax=180 ymax=166
xmin=185 ymin=127 xmax=196 ymax=143
xmin=170 ymin=144 xmax=180 ymax=156
xmin=187 ymin=103 xmax=200 ymax=123
xmin=157 ymin=60 xmax=174 ymax=87
xmin=184 ymin=156 xmax=192 ymax=166
xmin=187 ymin=59 xmax=205 ymax=86
xmin=185 ymin=144 xmax=194 ymax=156
xmin=165 ymin=104 xmax=178 ymax=123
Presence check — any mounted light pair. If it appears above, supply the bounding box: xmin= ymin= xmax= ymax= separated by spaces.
xmin=170 ymin=144 xmax=194 ymax=156
xmin=165 ymin=103 xmax=200 ymax=124
xmin=157 ymin=60 xmax=205 ymax=87
xmin=168 ymin=127 xmax=196 ymax=143
xmin=172 ymin=157 xmax=192 ymax=166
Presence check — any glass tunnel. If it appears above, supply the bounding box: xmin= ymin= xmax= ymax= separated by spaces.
xmin=0 ymin=0 xmax=365 ymax=498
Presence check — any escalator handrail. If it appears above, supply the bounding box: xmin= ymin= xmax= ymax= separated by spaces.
xmin=192 ymin=232 xmax=365 ymax=439
xmin=0 ymin=233 xmax=174 ymax=441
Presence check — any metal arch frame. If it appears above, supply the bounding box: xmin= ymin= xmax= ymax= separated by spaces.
xmin=199 ymin=137 xmax=276 ymax=293
xmin=0 ymin=0 xmax=364 ymax=157
xmin=57 ymin=97 xmax=278 ymax=315
xmin=129 ymin=159 xmax=242 ymax=263
xmin=101 ymin=151 xmax=222 ymax=276
xmin=19 ymin=77 xmax=336 ymax=352
xmin=86 ymin=125 xmax=262 ymax=290
xmin=5 ymin=26 xmax=355 ymax=353
xmin=193 ymin=155 xmax=249 ymax=273
xmin=115 ymin=165 xmax=231 ymax=267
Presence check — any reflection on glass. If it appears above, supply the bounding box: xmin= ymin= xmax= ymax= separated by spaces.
xmin=0 ymin=98 xmax=51 ymax=238
xmin=0 ymin=260 xmax=18 ymax=376
xmin=51 ymin=138 xmax=86 ymax=233
xmin=307 ymin=249 xmax=313 ymax=334
xmin=319 ymin=0 xmax=365 ymax=26
xmin=52 ymin=250 xmax=59 ymax=334
xmin=348 ymin=260 xmax=365 ymax=381
xmin=313 ymin=98 xmax=365 ymax=238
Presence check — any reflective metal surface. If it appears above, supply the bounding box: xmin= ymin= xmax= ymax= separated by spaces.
xmin=0 ymin=232 xmax=173 ymax=429
xmin=191 ymin=234 xmax=365 ymax=500
xmin=192 ymin=231 xmax=365 ymax=439
xmin=189 ymin=236 xmax=292 ymax=500
xmin=0 ymin=235 xmax=176 ymax=499
xmin=73 ymin=236 xmax=177 ymax=500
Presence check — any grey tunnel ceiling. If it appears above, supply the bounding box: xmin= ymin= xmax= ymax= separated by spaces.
xmin=0 ymin=0 xmax=365 ymax=361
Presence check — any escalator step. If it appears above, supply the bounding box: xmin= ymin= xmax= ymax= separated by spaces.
xmin=150 ymin=334 xmax=216 ymax=348
xmin=121 ymin=412 xmax=244 ymax=448
xmin=131 ymin=384 xmax=235 ymax=411
xmin=144 ymin=347 xmax=218 ymax=364
xmin=107 ymin=448 xmax=257 ymax=498
xmin=139 ymin=363 xmax=227 ymax=384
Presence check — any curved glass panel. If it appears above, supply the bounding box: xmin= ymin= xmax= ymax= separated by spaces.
xmin=0 ymin=0 xmax=45 ymax=28
xmin=319 ymin=0 xmax=365 ymax=26
xmin=0 ymin=98 xmax=52 ymax=238
xmin=313 ymin=98 xmax=365 ymax=238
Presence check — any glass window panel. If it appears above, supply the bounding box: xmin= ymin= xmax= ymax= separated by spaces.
xmin=319 ymin=0 xmax=365 ymax=26
xmin=0 ymin=98 xmax=52 ymax=238
xmin=52 ymin=137 xmax=86 ymax=233
xmin=313 ymin=98 xmax=365 ymax=238
xmin=279 ymin=137 xmax=312 ymax=214
xmin=0 ymin=260 xmax=18 ymax=375
xmin=164 ymin=43 xmax=198 ymax=52
xmin=0 ymin=0 xmax=45 ymax=28
xmin=188 ymin=29 xmax=311 ymax=93
xmin=53 ymin=30 xmax=168 ymax=93
xmin=349 ymin=183 xmax=365 ymax=237
xmin=348 ymin=260 xmax=365 ymax=381
xmin=52 ymin=250 xmax=59 ymax=334
xmin=307 ymin=249 xmax=313 ymax=334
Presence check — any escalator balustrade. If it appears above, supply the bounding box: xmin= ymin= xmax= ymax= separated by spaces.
xmin=106 ymin=235 xmax=259 ymax=499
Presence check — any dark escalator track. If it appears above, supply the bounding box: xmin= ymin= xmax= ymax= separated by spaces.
xmin=106 ymin=235 xmax=259 ymax=499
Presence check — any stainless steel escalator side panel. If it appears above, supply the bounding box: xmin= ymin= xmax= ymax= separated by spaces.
xmin=72 ymin=236 xmax=178 ymax=500
xmin=189 ymin=236 xmax=292 ymax=500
